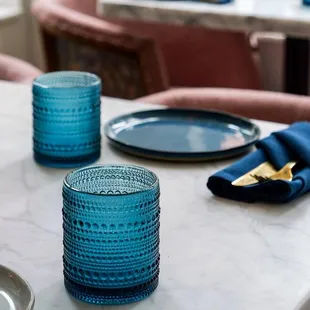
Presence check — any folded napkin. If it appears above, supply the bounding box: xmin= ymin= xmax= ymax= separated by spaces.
xmin=207 ymin=122 xmax=310 ymax=203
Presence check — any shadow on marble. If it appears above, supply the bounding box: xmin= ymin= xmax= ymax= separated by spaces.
xmin=207 ymin=188 xmax=309 ymax=212
xmin=34 ymin=280 xmax=177 ymax=310
xmin=105 ymin=143 xmax=214 ymax=177
xmin=106 ymin=143 xmax=249 ymax=167
xmin=204 ymin=190 xmax=310 ymax=234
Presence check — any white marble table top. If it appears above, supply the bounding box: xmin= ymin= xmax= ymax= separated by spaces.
xmin=100 ymin=0 xmax=310 ymax=37
xmin=2 ymin=81 xmax=310 ymax=310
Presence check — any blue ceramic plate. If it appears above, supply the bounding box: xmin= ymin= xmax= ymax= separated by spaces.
xmin=104 ymin=109 xmax=260 ymax=161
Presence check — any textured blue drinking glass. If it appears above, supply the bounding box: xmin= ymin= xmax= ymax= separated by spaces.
xmin=62 ymin=165 xmax=160 ymax=305
xmin=32 ymin=71 xmax=101 ymax=168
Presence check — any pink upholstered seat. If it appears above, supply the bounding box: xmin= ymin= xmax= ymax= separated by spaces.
xmin=32 ymin=0 xmax=168 ymax=99
xmin=56 ymin=0 xmax=97 ymax=17
xmin=0 ymin=54 xmax=42 ymax=84
xmin=97 ymin=0 xmax=262 ymax=89
xmin=32 ymin=0 xmax=261 ymax=99
xmin=108 ymin=21 xmax=262 ymax=89
xmin=139 ymin=88 xmax=310 ymax=124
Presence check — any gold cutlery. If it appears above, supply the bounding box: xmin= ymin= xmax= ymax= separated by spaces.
xmin=232 ymin=161 xmax=298 ymax=187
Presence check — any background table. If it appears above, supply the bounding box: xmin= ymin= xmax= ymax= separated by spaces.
xmin=2 ymin=81 xmax=310 ymax=310
xmin=99 ymin=0 xmax=310 ymax=95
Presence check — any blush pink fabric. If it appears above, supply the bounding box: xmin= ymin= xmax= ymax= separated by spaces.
xmin=57 ymin=0 xmax=97 ymax=17
xmin=32 ymin=0 xmax=153 ymax=50
xmin=109 ymin=22 xmax=262 ymax=89
xmin=32 ymin=0 xmax=169 ymax=96
xmin=0 ymin=54 xmax=42 ymax=84
xmin=138 ymin=88 xmax=310 ymax=124
xmin=52 ymin=0 xmax=261 ymax=90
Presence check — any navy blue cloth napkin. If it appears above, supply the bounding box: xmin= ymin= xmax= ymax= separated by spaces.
xmin=207 ymin=122 xmax=310 ymax=203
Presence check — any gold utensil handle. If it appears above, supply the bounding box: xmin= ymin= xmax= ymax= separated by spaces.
xmin=232 ymin=161 xmax=297 ymax=187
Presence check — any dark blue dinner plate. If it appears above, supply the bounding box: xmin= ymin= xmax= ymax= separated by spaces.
xmin=104 ymin=109 xmax=261 ymax=161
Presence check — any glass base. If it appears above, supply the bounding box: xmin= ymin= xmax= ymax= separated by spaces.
xmin=34 ymin=151 xmax=100 ymax=168
xmin=64 ymin=276 xmax=159 ymax=305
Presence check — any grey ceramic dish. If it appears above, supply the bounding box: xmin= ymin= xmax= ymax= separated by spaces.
xmin=0 ymin=265 xmax=35 ymax=310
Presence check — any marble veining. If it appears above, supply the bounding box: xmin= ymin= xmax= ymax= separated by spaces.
xmin=1 ymin=81 xmax=310 ymax=309
xmin=100 ymin=0 xmax=310 ymax=37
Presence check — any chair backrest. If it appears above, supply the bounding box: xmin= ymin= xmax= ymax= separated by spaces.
xmin=106 ymin=21 xmax=262 ymax=90
xmin=55 ymin=0 xmax=97 ymax=16
xmin=32 ymin=0 xmax=168 ymax=100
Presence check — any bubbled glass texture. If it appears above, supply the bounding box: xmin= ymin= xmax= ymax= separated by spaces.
xmin=62 ymin=165 xmax=160 ymax=305
xmin=32 ymin=71 xmax=101 ymax=168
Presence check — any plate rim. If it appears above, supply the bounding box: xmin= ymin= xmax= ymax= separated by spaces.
xmin=0 ymin=264 xmax=35 ymax=310
xmin=104 ymin=108 xmax=261 ymax=159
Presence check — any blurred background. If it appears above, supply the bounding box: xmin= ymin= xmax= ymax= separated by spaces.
xmin=0 ymin=0 xmax=286 ymax=93
xmin=0 ymin=0 xmax=285 ymax=91
xmin=0 ymin=0 xmax=45 ymax=69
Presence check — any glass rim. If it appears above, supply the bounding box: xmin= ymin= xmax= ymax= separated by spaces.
xmin=33 ymin=71 xmax=101 ymax=90
xmin=63 ymin=164 xmax=159 ymax=197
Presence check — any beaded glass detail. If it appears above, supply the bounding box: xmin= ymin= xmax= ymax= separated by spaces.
xmin=62 ymin=165 xmax=160 ymax=305
xmin=32 ymin=71 xmax=101 ymax=168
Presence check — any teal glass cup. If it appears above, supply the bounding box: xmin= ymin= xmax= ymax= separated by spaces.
xmin=32 ymin=71 xmax=101 ymax=168
xmin=62 ymin=165 xmax=160 ymax=305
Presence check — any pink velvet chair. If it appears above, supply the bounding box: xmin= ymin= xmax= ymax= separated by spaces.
xmin=108 ymin=20 xmax=262 ymax=90
xmin=138 ymin=88 xmax=310 ymax=124
xmin=0 ymin=54 xmax=42 ymax=84
xmin=32 ymin=0 xmax=261 ymax=100
xmin=32 ymin=0 xmax=168 ymax=99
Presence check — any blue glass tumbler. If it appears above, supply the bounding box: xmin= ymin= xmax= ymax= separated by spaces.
xmin=62 ymin=165 xmax=160 ymax=305
xmin=304 ymin=0 xmax=310 ymax=5
xmin=32 ymin=71 xmax=101 ymax=168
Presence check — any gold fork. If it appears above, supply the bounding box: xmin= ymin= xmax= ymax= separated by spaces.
xmin=232 ymin=161 xmax=297 ymax=187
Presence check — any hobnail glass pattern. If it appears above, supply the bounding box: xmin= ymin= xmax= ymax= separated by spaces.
xmin=62 ymin=165 xmax=160 ymax=305
xmin=32 ymin=71 xmax=101 ymax=168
